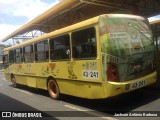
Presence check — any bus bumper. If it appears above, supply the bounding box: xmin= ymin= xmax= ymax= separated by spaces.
xmin=103 ymin=71 xmax=157 ymax=98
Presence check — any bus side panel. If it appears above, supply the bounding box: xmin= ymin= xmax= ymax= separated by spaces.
xmin=4 ymin=65 xmax=10 ymax=81
xmin=36 ymin=77 xmax=47 ymax=90
xmin=57 ymin=80 xmax=104 ymax=99
xmin=54 ymin=59 xmax=105 ymax=99
xmin=15 ymin=75 xmax=27 ymax=85
xmin=27 ymin=77 xmax=37 ymax=88
xmin=15 ymin=75 xmax=47 ymax=90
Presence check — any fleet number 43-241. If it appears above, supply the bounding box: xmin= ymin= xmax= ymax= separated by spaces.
xmin=82 ymin=70 xmax=99 ymax=79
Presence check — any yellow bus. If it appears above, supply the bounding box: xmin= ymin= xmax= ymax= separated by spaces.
xmin=3 ymin=14 xmax=157 ymax=99
xmin=150 ymin=20 xmax=160 ymax=76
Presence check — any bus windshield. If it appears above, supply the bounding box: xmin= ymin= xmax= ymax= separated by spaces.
xmin=100 ymin=14 xmax=155 ymax=81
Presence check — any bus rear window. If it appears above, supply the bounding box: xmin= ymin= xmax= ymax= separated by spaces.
xmin=99 ymin=15 xmax=154 ymax=59
xmin=99 ymin=15 xmax=155 ymax=81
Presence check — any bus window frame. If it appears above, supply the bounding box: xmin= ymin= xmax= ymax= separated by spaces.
xmin=156 ymin=36 xmax=160 ymax=51
xmin=49 ymin=34 xmax=71 ymax=62
xmin=34 ymin=40 xmax=49 ymax=62
xmin=9 ymin=49 xmax=15 ymax=64
xmin=15 ymin=47 xmax=23 ymax=64
xmin=71 ymin=26 xmax=97 ymax=60
xmin=3 ymin=54 xmax=9 ymax=68
xmin=23 ymin=44 xmax=35 ymax=63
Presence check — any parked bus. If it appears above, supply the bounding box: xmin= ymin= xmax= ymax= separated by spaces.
xmin=150 ymin=20 xmax=160 ymax=77
xmin=3 ymin=14 xmax=156 ymax=99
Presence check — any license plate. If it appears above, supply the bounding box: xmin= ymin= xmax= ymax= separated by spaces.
xmin=130 ymin=80 xmax=146 ymax=90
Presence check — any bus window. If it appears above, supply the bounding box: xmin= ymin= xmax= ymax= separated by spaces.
xmin=35 ymin=40 xmax=49 ymax=62
xmin=50 ymin=34 xmax=70 ymax=61
xmin=3 ymin=54 xmax=9 ymax=68
xmin=157 ymin=36 xmax=160 ymax=51
xmin=72 ymin=27 xmax=96 ymax=59
xmin=23 ymin=45 xmax=34 ymax=63
xmin=15 ymin=48 xmax=23 ymax=63
xmin=9 ymin=50 xmax=15 ymax=64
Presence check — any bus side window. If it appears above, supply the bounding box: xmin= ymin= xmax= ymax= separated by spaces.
xmin=157 ymin=37 xmax=160 ymax=51
xmin=72 ymin=46 xmax=79 ymax=58
xmin=15 ymin=48 xmax=23 ymax=63
xmin=50 ymin=34 xmax=70 ymax=61
xmin=72 ymin=27 xmax=97 ymax=59
xmin=23 ymin=45 xmax=34 ymax=63
xmin=9 ymin=50 xmax=15 ymax=64
xmin=3 ymin=54 xmax=9 ymax=68
xmin=35 ymin=40 xmax=49 ymax=62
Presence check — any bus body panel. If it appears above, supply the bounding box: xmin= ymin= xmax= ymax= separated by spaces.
xmin=4 ymin=58 xmax=105 ymax=99
xmin=8 ymin=60 xmax=102 ymax=83
xmin=57 ymin=80 xmax=104 ymax=99
xmin=15 ymin=75 xmax=27 ymax=85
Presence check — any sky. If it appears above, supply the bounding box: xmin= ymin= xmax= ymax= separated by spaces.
xmin=148 ymin=15 xmax=160 ymax=22
xmin=0 ymin=0 xmax=159 ymax=45
xmin=0 ymin=0 xmax=61 ymax=45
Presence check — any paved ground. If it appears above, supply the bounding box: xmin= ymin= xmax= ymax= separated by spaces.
xmin=0 ymin=72 xmax=160 ymax=120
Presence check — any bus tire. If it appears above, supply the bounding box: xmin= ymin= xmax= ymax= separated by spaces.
xmin=11 ymin=76 xmax=17 ymax=88
xmin=47 ymin=79 xmax=60 ymax=100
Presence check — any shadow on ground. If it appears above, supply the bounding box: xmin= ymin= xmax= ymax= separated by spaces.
xmin=9 ymin=82 xmax=160 ymax=116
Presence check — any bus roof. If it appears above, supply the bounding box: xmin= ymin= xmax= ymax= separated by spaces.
xmin=150 ymin=19 xmax=160 ymax=34
xmin=3 ymin=13 xmax=147 ymax=52
xmin=2 ymin=0 xmax=160 ymax=42
xmin=150 ymin=19 xmax=160 ymax=25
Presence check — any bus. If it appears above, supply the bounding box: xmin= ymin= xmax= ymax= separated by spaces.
xmin=3 ymin=14 xmax=157 ymax=99
xmin=150 ymin=20 xmax=160 ymax=77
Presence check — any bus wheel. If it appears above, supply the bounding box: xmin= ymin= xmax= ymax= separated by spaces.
xmin=11 ymin=76 xmax=17 ymax=88
xmin=47 ymin=80 xmax=60 ymax=100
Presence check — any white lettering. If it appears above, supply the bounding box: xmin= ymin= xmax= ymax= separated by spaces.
xmin=28 ymin=113 xmax=42 ymax=117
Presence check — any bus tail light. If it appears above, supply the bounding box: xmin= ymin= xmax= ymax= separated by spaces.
xmin=107 ymin=62 xmax=119 ymax=82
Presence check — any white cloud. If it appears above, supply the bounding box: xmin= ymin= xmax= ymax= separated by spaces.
xmin=0 ymin=0 xmax=19 ymax=3
xmin=0 ymin=0 xmax=60 ymax=43
xmin=0 ymin=24 xmax=21 ymax=44
xmin=0 ymin=0 xmax=59 ymax=21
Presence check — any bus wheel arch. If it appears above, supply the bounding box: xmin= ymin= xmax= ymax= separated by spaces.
xmin=10 ymin=73 xmax=17 ymax=88
xmin=47 ymin=76 xmax=60 ymax=100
